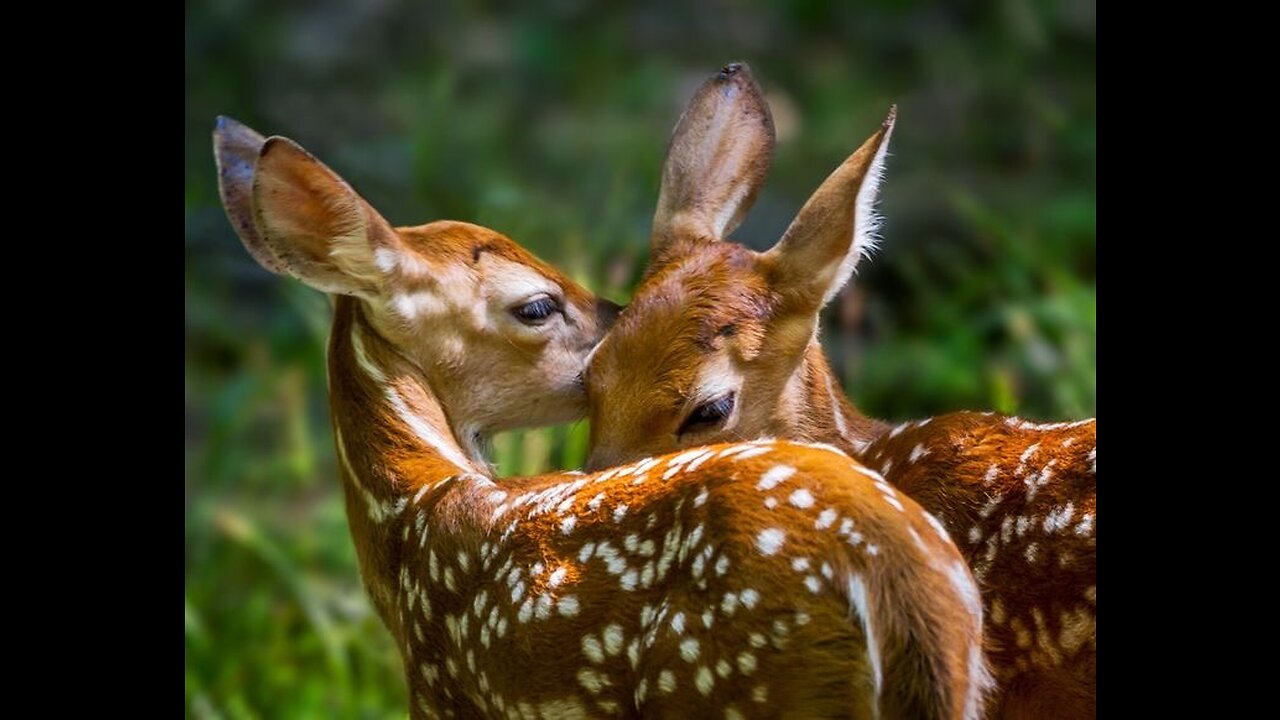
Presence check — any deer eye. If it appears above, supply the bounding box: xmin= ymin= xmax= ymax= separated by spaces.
xmin=678 ymin=393 xmax=736 ymax=436
xmin=512 ymin=296 xmax=560 ymax=325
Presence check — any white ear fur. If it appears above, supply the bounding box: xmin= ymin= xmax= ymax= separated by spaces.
xmin=825 ymin=117 xmax=893 ymax=304
xmin=764 ymin=107 xmax=897 ymax=313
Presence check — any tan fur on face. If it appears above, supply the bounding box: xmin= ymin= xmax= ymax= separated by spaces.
xmin=585 ymin=244 xmax=801 ymax=469
xmin=214 ymin=120 xmax=619 ymax=463
xmin=372 ymin=230 xmax=610 ymax=437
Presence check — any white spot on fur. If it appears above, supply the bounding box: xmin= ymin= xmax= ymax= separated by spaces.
xmin=533 ymin=594 xmax=554 ymax=620
xmin=696 ymin=666 xmax=715 ymax=695
xmin=908 ymin=443 xmax=929 ymax=463
xmin=558 ymin=595 xmax=581 ymax=618
xmin=582 ymin=635 xmax=605 ymax=664
xmin=1016 ymin=516 xmax=1031 ymax=536
xmin=757 ymin=465 xmax=797 ymax=491
xmin=577 ymin=667 xmax=607 ymax=694
xmin=715 ymin=554 xmax=730 ymax=576
xmin=560 ymin=516 xmax=578 ymax=535
xmin=658 ymin=669 xmax=677 ymax=694
xmin=1017 ymin=443 xmax=1041 ymax=471
xmin=548 ymin=566 xmax=568 ymax=588
xmin=732 ymin=446 xmax=772 ymax=461
xmin=756 ymin=528 xmax=786 ymax=555
xmin=603 ymin=624 xmax=625 ymax=656
xmin=1025 ymin=542 xmax=1040 ymax=563
xmin=1044 ymin=503 xmax=1076 ymax=533
xmin=788 ymin=488 xmax=815 ymax=508
xmin=694 ymin=487 xmax=710 ymax=507
xmin=620 ymin=569 xmax=639 ymax=591
xmin=815 ymin=508 xmax=838 ymax=530
xmin=804 ymin=575 xmax=822 ymax=594
xmin=680 ymin=637 xmax=701 ymax=662
xmin=687 ymin=450 xmax=716 ymax=473
xmin=1075 ymin=513 xmax=1094 ymax=536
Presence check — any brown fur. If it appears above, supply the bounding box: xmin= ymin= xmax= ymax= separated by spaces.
xmin=859 ymin=415 xmax=1096 ymax=719
xmin=584 ymin=66 xmax=1093 ymax=718
xmin=214 ymin=114 xmax=984 ymax=718
xmin=335 ymin=301 xmax=982 ymax=718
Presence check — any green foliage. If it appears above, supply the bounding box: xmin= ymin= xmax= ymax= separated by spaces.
xmin=185 ymin=1 xmax=1095 ymax=715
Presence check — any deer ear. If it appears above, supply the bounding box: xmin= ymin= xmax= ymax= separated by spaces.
xmin=213 ymin=116 xmax=288 ymax=276
xmin=764 ymin=106 xmax=895 ymax=313
xmin=250 ymin=136 xmax=396 ymax=297
xmin=650 ymin=63 xmax=775 ymax=261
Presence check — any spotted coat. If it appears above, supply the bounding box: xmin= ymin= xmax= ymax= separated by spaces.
xmin=860 ymin=413 xmax=1096 ymax=719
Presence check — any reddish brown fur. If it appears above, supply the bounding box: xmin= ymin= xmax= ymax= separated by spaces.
xmin=859 ymin=414 xmax=1096 ymax=719
xmin=590 ymin=254 xmax=1097 ymax=719
xmin=214 ymin=114 xmax=987 ymax=718
xmin=334 ymin=299 xmax=983 ymax=718
xmin=583 ymin=66 xmax=1095 ymax=718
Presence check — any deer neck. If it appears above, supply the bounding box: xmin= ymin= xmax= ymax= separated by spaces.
xmin=325 ymin=297 xmax=486 ymax=640
xmin=780 ymin=342 xmax=888 ymax=454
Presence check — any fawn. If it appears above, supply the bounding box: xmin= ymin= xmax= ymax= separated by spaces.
xmin=583 ymin=63 xmax=1094 ymax=718
xmin=214 ymin=115 xmax=990 ymax=718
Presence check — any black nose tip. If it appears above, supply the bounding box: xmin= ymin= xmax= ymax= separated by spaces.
xmin=719 ymin=63 xmax=743 ymax=80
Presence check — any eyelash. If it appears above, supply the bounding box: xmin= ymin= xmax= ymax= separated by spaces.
xmin=678 ymin=393 xmax=736 ymax=436
xmin=512 ymin=296 xmax=560 ymax=324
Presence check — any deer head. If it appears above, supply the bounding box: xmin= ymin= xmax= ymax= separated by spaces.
xmin=585 ymin=64 xmax=892 ymax=469
xmin=214 ymin=117 xmax=620 ymax=462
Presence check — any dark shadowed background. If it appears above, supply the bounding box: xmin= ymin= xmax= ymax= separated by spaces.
xmin=185 ymin=1 xmax=1095 ymax=716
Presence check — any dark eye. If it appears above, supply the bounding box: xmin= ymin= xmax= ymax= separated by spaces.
xmin=512 ymin=296 xmax=560 ymax=325
xmin=678 ymin=393 xmax=736 ymax=436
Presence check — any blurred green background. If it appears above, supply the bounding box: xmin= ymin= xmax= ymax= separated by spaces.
xmin=185 ymin=1 xmax=1095 ymax=717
